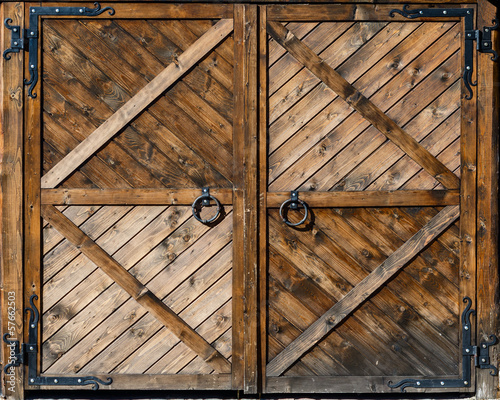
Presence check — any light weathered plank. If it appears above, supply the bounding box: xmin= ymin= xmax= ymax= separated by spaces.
xmin=266 ymin=190 xmax=459 ymax=208
xmin=1 ymin=2 xmax=24 ymax=398
xmin=266 ymin=205 xmax=460 ymax=376
xmin=41 ymin=205 xmax=231 ymax=374
xmin=266 ymin=21 xmax=460 ymax=190
xmin=41 ymin=19 xmax=234 ymax=188
xmin=41 ymin=188 xmax=233 ymax=205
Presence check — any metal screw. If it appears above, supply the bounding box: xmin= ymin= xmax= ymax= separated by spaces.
xmin=30 ymin=379 xmax=35 ymax=383
xmin=485 ymin=28 xmax=489 ymax=32
xmin=31 ymin=32 xmax=35 ymax=36
xmin=482 ymin=358 xmax=487 ymax=362
xmin=79 ymin=9 xmax=84 ymax=13
xmin=77 ymin=379 xmax=82 ymax=383
xmin=13 ymin=41 xmax=18 ymax=46
xmin=465 ymin=324 xmax=470 ymax=329
xmin=483 ymin=344 xmax=487 ymax=348
xmin=31 ymin=9 xmax=35 ymax=13
xmin=54 ymin=379 xmax=58 ymax=384
xmin=443 ymin=10 xmax=447 ymax=14
xmin=31 ymin=324 xmax=35 ymax=328
xmin=484 ymin=42 xmax=489 ymax=47
xmin=419 ymin=11 xmax=423 ymax=14
xmin=29 ymin=346 xmax=34 ymax=350
xmin=464 ymin=381 xmax=469 ymax=385
xmin=440 ymin=381 xmax=445 ymax=386
xmin=467 ymin=10 xmax=471 ymax=14
xmin=55 ymin=8 xmax=60 ymax=13
xmin=416 ymin=381 xmax=421 ymax=386
xmin=466 ymin=348 xmax=470 ymax=353
xmin=30 ymin=65 xmax=35 ymax=69
xmin=13 ymin=28 xmax=17 ymax=32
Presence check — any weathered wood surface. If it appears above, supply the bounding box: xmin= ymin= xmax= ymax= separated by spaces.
xmin=266 ymin=190 xmax=459 ymax=207
xmin=41 ymin=188 xmax=233 ymax=205
xmin=476 ymin=2 xmax=500 ymax=399
xmin=41 ymin=18 xmax=234 ymax=189
xmin=266 ymin=205 xmax=460 ymax=376
xmin=267 ymin=21 xmax=459 ymax=190
xmin=41 ymin=205 xmax=231 ymax=374
xmin=1 ymin=3 xmax=24 ymax=399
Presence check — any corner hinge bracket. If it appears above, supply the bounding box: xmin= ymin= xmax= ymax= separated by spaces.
xmin=388 ymin=297 xmax=498 ymax=392
xmin=390 ymin=6 xmax=499 ymax=100
xmin=3 ymin=295 xmax=112 ymax=390
xmin=2 ymin=2 xmax=115 ymax=99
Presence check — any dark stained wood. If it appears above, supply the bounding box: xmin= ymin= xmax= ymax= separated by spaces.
xmin=267 ymin=4 xmax=463 ymax=21
xmin=40 ymin=205 xmax=231 ymax=374
xmin=266 ymin=21 xmax=460 ymax=191
xmin=41 ymin=188 xmax=233 ymax=205
xmin=267 ymin=190 xmax=459 ymax=208
xmin=1 ymin=2 xmax=24 ymax=398
xmin=266 ymin=205 xmax=460 ymax=376
xmin=41 ymin=19 xmax=234 ymax=189
xmin=476 ymin=2 xmax=500 ymax=399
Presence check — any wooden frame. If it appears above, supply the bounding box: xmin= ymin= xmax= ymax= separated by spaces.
xmin=1 ymin=1 xmax=499 ymax=399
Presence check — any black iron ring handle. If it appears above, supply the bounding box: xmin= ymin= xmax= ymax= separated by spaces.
xmin=191 ymin=194 xmax=221 ymax=224
xmin=279 ymin=198 xmax=309 ymax=227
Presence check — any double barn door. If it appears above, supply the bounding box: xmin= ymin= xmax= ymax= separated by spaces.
xmin=5 ymin=1 xmax=478 ymax=395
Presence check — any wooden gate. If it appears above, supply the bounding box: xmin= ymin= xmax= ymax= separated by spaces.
xmin=1 ymin=1 xmax=499 ymax=398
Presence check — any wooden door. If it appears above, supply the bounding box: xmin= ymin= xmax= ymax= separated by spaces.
xmin=259 ymin=4 xmax=476 ymax=394
xmin=21 ymin=2 xmax=256 ymax=392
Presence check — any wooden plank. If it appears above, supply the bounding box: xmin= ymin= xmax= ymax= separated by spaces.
xmin=266 ymin=190 xmax=459 ymax=208
xmin=266 ymin=21 xmax=460 ymax=190
xmin=267 ymin=4 xmax=463 ymax=21
xmin=476 ymin=2 xmax=500 ymax=399
xmin=37 ymin=374 xmax=232 ymax=391
xmin=41 ymin=188 xmax=233 ymax=205
xmin=266 ymin=205 xmax=460 ymax=377
xmin=41 ymin=18 xmax=233 ymax=189
xmin=1 ymin=2 xmax=24 ymax=399
xmin=40 ymin=205 xmax=231 ymax=374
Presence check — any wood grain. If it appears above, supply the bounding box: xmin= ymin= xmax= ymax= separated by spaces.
xmin=41 ymin=205 xmax=231 ymax=374
xmin=41 ymin=19 xmax=233 ymax=189
xmin=266 ymin=21 xmax=460 ymax=190
xmin=266 ymin=205 xmax=460 ymax=376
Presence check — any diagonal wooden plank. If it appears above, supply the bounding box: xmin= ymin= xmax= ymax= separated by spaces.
xmin=41 ymin=19 xmax=233 ymax=189
xmin=40 ymin=205 xmax=231 ymax=374
xmin=267 ymin=21 xmax=460 ymax=190
xmin=266 ymin=205 xmax=460 ymax=377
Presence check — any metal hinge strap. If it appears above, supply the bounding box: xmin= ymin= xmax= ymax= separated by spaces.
xmin=390 ymin=6 xmax=498 ymax=100
xmin=3 ymin=3 xmax=114 ymax=98
xmin=3 ymin=295 xmax=112 ymax=390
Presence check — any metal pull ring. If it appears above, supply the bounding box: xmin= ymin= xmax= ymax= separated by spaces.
xmin=279 ymin=191 xmax=309 ymax=227
xmin=192 ymin=187 xmax=222 ymax=224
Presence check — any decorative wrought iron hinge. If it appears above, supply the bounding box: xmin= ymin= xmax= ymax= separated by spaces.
xmin=3 ymin=2 xmax=115 ymax=98
xmin=388 ymin=297 xmax=498 ymax=392
xmin=390 ymin=6 xmax=499 ymax=100
xmin=3 ymin=295 xmax=112 ymax=390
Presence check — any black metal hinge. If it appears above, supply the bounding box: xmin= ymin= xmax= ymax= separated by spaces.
xmin=3 ymin=2 xmax=115 ymax=98
xmin=390 ymin=6 xmax=498 ymax=100
xmin=3 ymin=295 xmax=112 ymax=390
xmin=388 ymin=297 xmax=498 ymax=392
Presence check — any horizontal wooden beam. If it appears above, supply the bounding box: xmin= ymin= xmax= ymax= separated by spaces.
xmin=266 ymin=205 xmax=460 ymax=377
xmin=41 ymin=205 xmax=232 ymax=374
xmin=41 ymin=188 xmax=234 ymax=205
xmin=41 ymin=18 xmax=234 ymax=189
xmin=267 ymin=21 xmax=460 ymax=190
xmin=266 ymin=190 xmax=459 ymax=208
xmin=40 ymin=3 xmax=233 ymax=19
xmin=267 ymin=4 xmax=462 ymax=21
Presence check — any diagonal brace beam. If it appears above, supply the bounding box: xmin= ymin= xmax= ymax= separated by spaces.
xmin=267 ymin=21 xmax=460 ymax=190
xmin=41 ymin=205 xmax=232 ymax=374
xmin=266 ymin=205 xmax=460 ymax=377
xmin=41 ymin=18 xmax=234 ymax=189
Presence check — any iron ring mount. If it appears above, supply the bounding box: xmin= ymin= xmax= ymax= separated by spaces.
xmin=279 ymin=191 xmax=309 ymax=227
xmin=192 ymin=188 xmax=221 ymax=224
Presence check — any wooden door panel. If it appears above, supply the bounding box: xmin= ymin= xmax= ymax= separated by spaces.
xmin=261 ymin=6 xmax=473 ymax=394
